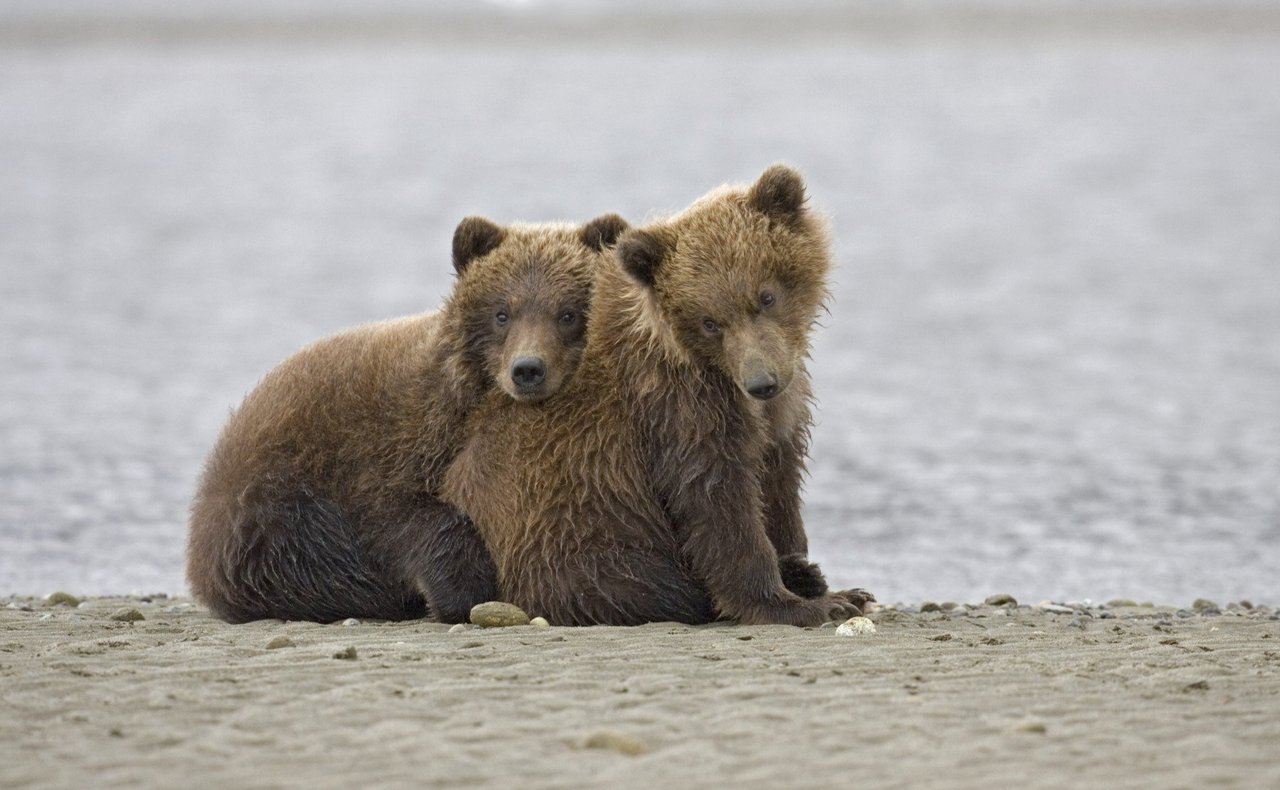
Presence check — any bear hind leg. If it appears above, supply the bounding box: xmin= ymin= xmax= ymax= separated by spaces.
xmin=218 ymin=494 xmax=424 ymax=623
xmin=405 ymin=504 xmax=499 ymax=624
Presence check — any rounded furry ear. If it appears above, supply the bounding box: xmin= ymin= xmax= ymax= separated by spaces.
xmin=452 ymin=217 xmax=506 ymax=275
xmin=616 ymin=229 xmax=667 ymax=287
xmin=578 ymin=213 xmax=630 ymax=252
xmin=747 ymin=164 xmax=807 ymax=227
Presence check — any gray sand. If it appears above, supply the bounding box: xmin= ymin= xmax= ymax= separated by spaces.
xmin=3 ymin=596 xmax=1278 ymax=789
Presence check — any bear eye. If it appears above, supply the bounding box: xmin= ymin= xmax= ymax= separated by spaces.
xmin=559 ymin=310 xmax=577 ymax=325
xmin=760 ymin=291 xmax=776 ymax=308
xmin=701 ymin=317 xmax=721 ymax=334
xmin=495 ymin=310 xmax=509 ymax=326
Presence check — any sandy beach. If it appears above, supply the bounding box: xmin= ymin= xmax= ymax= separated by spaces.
xmin=3 ymin=595 xmax=1277 ymax=789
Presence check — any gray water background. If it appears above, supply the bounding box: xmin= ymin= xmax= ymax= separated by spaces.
xmin=2 ymin=1 xmax=1278 ymax=604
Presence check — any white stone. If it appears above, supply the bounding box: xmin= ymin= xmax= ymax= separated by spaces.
xmin=835 ymin=616 xmax=876 ymax=636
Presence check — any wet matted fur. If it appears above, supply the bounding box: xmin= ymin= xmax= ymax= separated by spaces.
xmin=186 ymin=215 xmax=628 ymax=623
xmin=444 ymin=165 xmax=872 ymax=626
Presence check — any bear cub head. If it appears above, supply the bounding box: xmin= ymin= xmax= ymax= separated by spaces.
xmin=616 ymin=164 xmax=829 ymax=401
xmin=451 ymin=213 xmax=629 ymax=402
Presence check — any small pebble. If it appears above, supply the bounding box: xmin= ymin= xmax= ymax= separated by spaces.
xmin=341 ymin=618 xmax=360 ymax=627
xmin=984 ymin=594 xmax=1017 ymax=607
xmin=469 ymin=601 xmax=531 ymax=628
xmin=265 ymin=636 xmax=296 ymax=650
xmin=447 ymin=623 xmax=469 ymax=633
xmin=38 ymin=613 xmax=53 ymax=621
xmin=920 ymin=601 xmax=941 ymax=613
xmin=45 ymin=592 xmax=81 ymax=608
xmin=940 ymin=602 xmax=959 ymax=611
xmin=333 ymin=646 xmax=358 ymax=660
xmin=1238 ymin=600 xmax=1254 ymax=610
xmin=1039 ymin=603 xmax=1075 ymax=615
xmin=530 ymin=616 xmax=550 ymax=629
xmin=583 ymin=732 xmax=648 ymax=756
xmin=1192 ymin=598 xmax=1218 ymax=611
xmin=109 ymin=608 xmax=144 ymax=622
xmin=835 ymin=616 xmax=876 ymax=636
xmin=1012 ymin=721 xmax=1047 ymax=734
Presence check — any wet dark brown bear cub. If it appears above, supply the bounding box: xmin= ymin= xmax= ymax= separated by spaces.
xmin=186 ymin=214 xmax=629 ymax=623
xmin=443 ymin=165 xmax=873 ymax=626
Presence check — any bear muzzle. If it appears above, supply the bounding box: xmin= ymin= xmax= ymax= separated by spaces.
xmin=744 ymin=371 xmax=780 ymax=400
xmin=510 ymin=356 xmax=548 ymax=394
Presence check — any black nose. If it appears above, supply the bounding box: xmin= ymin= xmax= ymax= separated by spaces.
xmin=511 ymin=357 xmax=547 ymax=389
xmin=745 ymin=372 xmax=778 ymax=400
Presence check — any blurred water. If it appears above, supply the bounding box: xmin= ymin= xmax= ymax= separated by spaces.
xmin=2 ymin=1 xmax=1279 ymax=604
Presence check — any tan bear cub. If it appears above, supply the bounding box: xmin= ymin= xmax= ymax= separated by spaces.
xmin=186 ymin=213 xmax=629 ymax=623
xmin=443 ymin=165 xmax=872 ymax=626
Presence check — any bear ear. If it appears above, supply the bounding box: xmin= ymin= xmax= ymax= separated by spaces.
xmin=616 ymin=228 xmax=668 ymax=288
xmin=747 ymin=164 xmax=807 ymax=227
xmin=578 ymin=213 xmax=630 ymax=252
xmin=452 ymin=216 xmax=506 ymax=275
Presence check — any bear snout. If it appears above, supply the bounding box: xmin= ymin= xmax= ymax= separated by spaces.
xmin=743 ymin=371 xmax=780 ymax=400
xmin=511 ymin=356 xmax=548 ymax=391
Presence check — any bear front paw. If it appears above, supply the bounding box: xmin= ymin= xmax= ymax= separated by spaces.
xmin=831 ymin=587 xmax=876 ymax=613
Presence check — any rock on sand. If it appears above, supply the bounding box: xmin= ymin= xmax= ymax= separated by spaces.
xmin=469 ymin=602 xmax=531 ymax=628
xmin=836 ymin=617 xmax=877 ymax=636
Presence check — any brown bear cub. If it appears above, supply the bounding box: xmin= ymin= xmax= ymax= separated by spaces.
xmin=186 ymin=214 xmax=630 ymax=623
xmin=443 ymin=165 xmax=873 ymax=626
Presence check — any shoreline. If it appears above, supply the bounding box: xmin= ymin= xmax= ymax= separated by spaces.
xmin=4 ymin=594 xmax=1278 ymax=788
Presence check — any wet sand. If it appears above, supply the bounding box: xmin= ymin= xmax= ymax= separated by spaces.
xmin=3 ymin=595 xmax=1277 ymax=788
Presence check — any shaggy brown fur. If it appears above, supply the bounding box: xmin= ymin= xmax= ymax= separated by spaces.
xmin=186 ymin=214 xmax=628 ymax=623
xmin=443 ymin=165 xmax=873 ymax=626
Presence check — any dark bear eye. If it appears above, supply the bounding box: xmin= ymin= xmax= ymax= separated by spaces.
xmin=495 ymin=310 xmax=509 ymax=326
xmin=760 ymin=291 xmax=776 ymax=308
xmin=702 ymin=317 xmax=720 ymax=334
xmin=559 ymin=310 xmax=577 ymax=325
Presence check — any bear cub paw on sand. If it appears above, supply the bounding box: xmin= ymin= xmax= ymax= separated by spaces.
xmin=186 ymin=213 xmax=629 ymax=624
